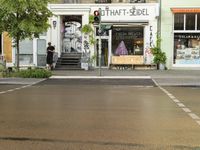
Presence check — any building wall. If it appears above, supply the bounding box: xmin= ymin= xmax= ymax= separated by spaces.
xmin=48 ymin=3 xmax=159 ymax=69
xmin=161 ymin=0 xmax=200 ymax=69
xmin=3 ymin=32 xmax=12 ymax=63
xmin=1 ymin=1 xmax=159 ymax=68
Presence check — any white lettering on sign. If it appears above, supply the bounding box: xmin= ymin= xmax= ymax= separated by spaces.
xmin=91 ymin=5 xmax=158 ymax=22
xmin=101 ymin=8 xmax=149 ymax=17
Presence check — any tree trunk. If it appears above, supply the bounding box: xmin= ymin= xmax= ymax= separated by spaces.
xmin=16 ymin=37 xmax=20 ymax=71
xmin=156 ymin=63 xmax=159 ymax=70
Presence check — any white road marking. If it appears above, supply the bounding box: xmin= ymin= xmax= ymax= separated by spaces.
xmin=177 ymin=103 xmax=185 ymax=107
xmin=182 ymin=108 xmax=192 ymax=113
xmin=167 ymin=93 xmax=172 ymax=96
xmin=152 ymin=79 xmax=200 ymax=127
xmin=50 ymin=76 xmax=151 ymax=79
xmin=172 ymin=98 xmax=180 ymax=103
xmin=0 ymin=79 xmax=46 ymax=95
xmin=196 ymin=121 xmax=200 ymax=125
xmin=169 ymin=95 xmax=175 ymax=99
xmin=188 ymin=113 xmax=200 ymax=120
xmin=0 ymin=85 xmax=30 ymax=95
xmin=7 ymin=89 xmax=14 ymax=92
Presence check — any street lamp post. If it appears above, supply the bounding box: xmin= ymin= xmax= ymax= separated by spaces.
xmin=98 ymin=8 xmax=102 ymax=76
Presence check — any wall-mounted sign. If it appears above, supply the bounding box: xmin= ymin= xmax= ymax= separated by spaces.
xmin=101 ymin=7 xmax=149 ymax=16
xmin=174 ymin=33 xmax=200 ymax=39
xmin=91 ymin=5 xmax=158 ymax=22
xmin=95 ymin=0 xmax=111 ymax=3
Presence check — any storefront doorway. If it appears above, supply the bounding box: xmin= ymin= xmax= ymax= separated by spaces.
xmin=61 ymin=15 xmax=82 ymax=53
xmin=96 ymin=39 xmax=109 ymax=67
xmin=95 ymin=27 xmax=111 ymax=67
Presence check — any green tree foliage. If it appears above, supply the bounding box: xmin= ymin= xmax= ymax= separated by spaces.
xmin=0 ymin=0 xmax=54 ymax=70
xmin=81 ymin=15 xmax=96 ymax=45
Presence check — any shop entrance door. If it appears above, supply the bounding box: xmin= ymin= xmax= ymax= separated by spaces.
xmin=96 ymin=39 xmax=109 ymax=67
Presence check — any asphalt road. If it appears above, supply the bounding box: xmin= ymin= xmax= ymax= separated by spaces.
xmin=0 ymin=78 xmax=200 ymax=150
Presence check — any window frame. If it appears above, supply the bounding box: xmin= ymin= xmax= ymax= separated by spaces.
xmin=173 ymin=12 xmax=200 ymax=66
xmin=174 ymin=13 xmax=200 ymax=32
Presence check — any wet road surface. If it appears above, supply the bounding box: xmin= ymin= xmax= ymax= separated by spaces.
xmin=0 ymin=85 xmax=24 ymax=92
xmin=40 ymin=78 xmax=156 ymax=86
xmin=0 ymin=78 xmax=200 ymax=150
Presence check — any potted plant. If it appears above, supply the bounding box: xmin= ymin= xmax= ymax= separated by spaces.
xmin=151 ymin=38 xmax=167 ymax=70
xmin=152 ymin=51 xmax=167 ymax=70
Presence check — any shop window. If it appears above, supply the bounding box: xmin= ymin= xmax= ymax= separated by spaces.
xmin=112 ymin=27 xmax=143 ymax=55
xmin=95 ymin=0 xmax=111 ymax=3
xmin=174 ymin=14 xmax=184 ymax=30
xmin=186 ymin=13 xmax=195 ymax=30
xmin=174 ymin=33 xmax=200 ymax=64
xmin=16 ymin=39 xmax=33 ymax=65
xmin=37 ymin=39 xmax=46 ymax=66
xmin=64 ymin=0 xmax=80 ymax=3
xmin=198 ymin=14 xmax=200 ymax=30
xmin=173 ymin=12 xmax=200 ymax=65
xmin=130 ymin=0 xmax=145 ymax=3
xmin=174 ymin=13 xmax=200 ymax=31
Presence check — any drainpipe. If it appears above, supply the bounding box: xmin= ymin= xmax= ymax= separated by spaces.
xmin=158 ymin=0 xmax=162 ymax=39
xmin=159 ymin=0 xmax=162 ymax=38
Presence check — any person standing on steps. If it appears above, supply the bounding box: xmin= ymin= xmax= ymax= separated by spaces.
xmin=46 ymin=42 xmax=55 ymax=70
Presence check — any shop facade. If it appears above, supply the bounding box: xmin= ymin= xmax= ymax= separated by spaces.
xmin=161 ymin=0 xmax=200 ymax=69
xmin=48 ymin=3 xmax=159 ymax=68
xmin=2 ymin=3 xmax=159 ymax=68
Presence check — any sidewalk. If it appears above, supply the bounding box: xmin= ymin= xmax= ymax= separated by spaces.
xmin=51 ymin=69 xmax=200 ymax=77
xmin=1 ymin=69 xmax=200 ymax=86
xmin=51 ymin=69 xmax=200 ymax=86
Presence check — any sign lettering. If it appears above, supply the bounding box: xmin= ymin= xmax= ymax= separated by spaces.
xmin=149 ymin=26 xmax=153 ymax=47
xmin=101 ymin=8 xmax=149 ymax=17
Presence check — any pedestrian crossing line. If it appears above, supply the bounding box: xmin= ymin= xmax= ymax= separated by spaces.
xmin=0 ymin=85 xmax=31 ymax=95
xmin=172 ymin=98 xmax=180 ymax=103
xmin=182 ymin=108 xmax=192 ymax=113
xmin=161 ymin=86 xmax=200 ymax=126
xmin=112 ymin=85 xmax=154 ymax=88
xmin=7 ymin=89 xmax=14 ymax=92
xmin=50 ymin=76 xmax=151 ymax=79
xmin=0 ymin=79 xmax=45 ymax=95
xmin=196 ymin=121 xmax=200 ymax=126
xmin=177 ymin=103 xmax=185 ymax=107
xmin=152 ymin=79 xmax=200 ymax=127
xmin=168 ymin=95 xmax=176 ymax=99
xmin=188 ymin=113 xmax=200 ymax=120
